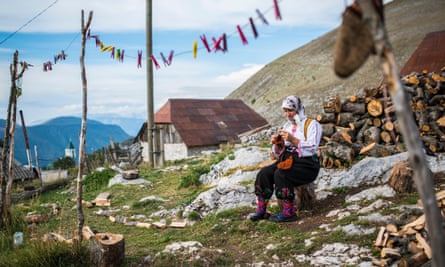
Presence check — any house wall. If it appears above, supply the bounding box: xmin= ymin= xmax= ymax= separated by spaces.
xmin=136 ymin=123 xmax=220 ymax=163
xmin=164 ymin=143 xmax=188 ymax=161
xmin=41 ymin=169 xmax=68 ymax=183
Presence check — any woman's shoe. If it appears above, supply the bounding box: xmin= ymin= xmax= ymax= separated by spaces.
xmin=249 ymin=212 xmax=271 ymax=221
xmin=268 ymin=212 xmax=298 ymax=223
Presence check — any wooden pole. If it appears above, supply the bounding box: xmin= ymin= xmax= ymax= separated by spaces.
xmin=357 ymin=1 xmax=445 ymax=265
xmin=146 ymin=0 xmax=155 ymax=167
xmin=77 ymin=9 xmax=93 ymax=242
xmin=0 ymin=50 xmax=26 ymax=228
xmin=19 ymin=110 xmax=32 ymax=169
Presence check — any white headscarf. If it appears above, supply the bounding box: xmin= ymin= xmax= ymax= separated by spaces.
xmin=281 ymin=95 xmax=306 ymax=122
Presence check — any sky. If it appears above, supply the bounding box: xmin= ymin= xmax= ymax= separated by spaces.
xmin=0 ymin=0 xmax=371 ymax=135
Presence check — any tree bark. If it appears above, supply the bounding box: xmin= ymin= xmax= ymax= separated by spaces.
xmin=1 ymin=50 xmax=25 ymax=228
xmin=89 ymin=233 xmax=125 ymax=267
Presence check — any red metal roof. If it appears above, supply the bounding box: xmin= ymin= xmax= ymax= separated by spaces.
xmin=400 ymin=30 xmax=445 ymax=76
xmin=154 ymin=99 xmax=269 ymax=147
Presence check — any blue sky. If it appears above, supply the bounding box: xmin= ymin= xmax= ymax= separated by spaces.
xmin=0 ymin=0 xmax=368 ymax=134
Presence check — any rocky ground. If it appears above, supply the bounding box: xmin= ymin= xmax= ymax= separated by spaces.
xmin=116 ymin=144 xmax=445 ymax=266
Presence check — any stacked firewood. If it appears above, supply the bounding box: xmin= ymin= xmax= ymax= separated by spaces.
xmin=371 ymin=190 xmax=445 ymax=267
xmin=317 ymin=69 xmax=445 ymax=169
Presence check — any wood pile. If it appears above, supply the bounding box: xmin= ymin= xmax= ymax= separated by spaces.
xmin=317 ymin=69 xmax=445 ymax=169
xmin=371 ymin=190 xmax=445 ymax=267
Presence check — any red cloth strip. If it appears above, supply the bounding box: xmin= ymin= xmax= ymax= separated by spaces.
xmin=273 ymin=0 xmax=282 ymax=20
xmin=237 ymin=25 xmax=248 ymax=45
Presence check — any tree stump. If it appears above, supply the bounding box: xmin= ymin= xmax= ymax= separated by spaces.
xmin=277 ymin=183 xmax=315 ymax=214
xmin=89 ymin=233 xmax=125 ymax=267
xmin=389 ymin=160 xmax=415 ymax=193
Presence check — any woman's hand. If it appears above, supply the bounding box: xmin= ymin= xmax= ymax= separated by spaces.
xmin=271 ymin=134 xmax=280 ymax=144
xmin=278 ymin=130 xmax=299 ymax=145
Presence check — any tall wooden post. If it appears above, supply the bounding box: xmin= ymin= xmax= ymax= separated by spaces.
xmin=77 ymin=10 xmax=93 ymax=242
xmin=19 ymin=110 xmax=32 ymax=169
xmin=146 ymin=0 xmax=155 ymax=167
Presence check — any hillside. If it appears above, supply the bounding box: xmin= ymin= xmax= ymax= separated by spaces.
xmin=228 ymin=0 xmax=445 ymax=126
xmin=0 ymin=116 xmax=131 ymax=166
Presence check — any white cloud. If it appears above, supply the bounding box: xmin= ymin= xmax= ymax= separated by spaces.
xmin=0 ymin=0 xmax=346 ymax=34
xmin=213 ymin=64 xmax=263 ymax=87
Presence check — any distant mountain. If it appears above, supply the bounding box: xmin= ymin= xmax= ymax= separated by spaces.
xmin=0 ymin=116 xmax=131 ymax=167
xmin=88 ymin=115 xmax=145 ymax=136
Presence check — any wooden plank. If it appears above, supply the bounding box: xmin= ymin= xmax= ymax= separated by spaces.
xmin=136 ymin=222 xmax=152 ymax=229
xmin=416 ymin=233 xmax=432 ymax=259
xmin=94 ymin=192 xmax=111 ymax=207
xmin=170 ymin=221 xmax=187 ymax=228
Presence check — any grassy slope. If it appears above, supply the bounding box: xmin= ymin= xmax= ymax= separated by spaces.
xmin=228 ymin=0 xmax=445 ymax=126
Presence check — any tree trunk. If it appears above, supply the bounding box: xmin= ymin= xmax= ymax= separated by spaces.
xmin=89 ymin=233 xmax=125 ymax=267
xmin=389 ymin=160 xmax=415 ymax=193
xmin=1 ymin=50 xmax=25 ymax=228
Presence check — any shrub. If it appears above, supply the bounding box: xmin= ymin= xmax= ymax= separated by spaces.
xmin=82 ymin=168 xmax=115 ymax=192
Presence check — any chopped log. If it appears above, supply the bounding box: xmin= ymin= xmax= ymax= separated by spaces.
xmin=408 ymin=240 xmax=424 ymax=254
xmin=94 ymin=192 xmax=111 ymax=207
xmin=323 ymin=95 xmax=342 ymax=113
xmin=416 ymin=233 xmax=432 ymax=259
xmin=341 ymin=102 xmax=366 ymax=115
xmin=152 ymin=221 xmax=167 ymax=229
xmin=386 ymin=224 xmax=398 ymax=234
xmin=356 ymin=118 xmax=372 ymax=143
xmin=336 ymin=112 xmax=357 ymax=127
xmin=326 ymin=141 xmax=354 ymax=163
xmin=43 ymin=232 xmax=72 ymax=244
xmin=373 ymin=118 xmax=382 ymax=127
xmin=25 ymin=214 xmax=49 ymax=224
xmin=359 ymin=143 xmax=396 ymax=157
xmin=316 ymin=112 xmax=337 ymax=124
xmin=363 ymin=87 xmax=382 ymax=98
xmin=170 ymin=220 xmax=187 ymax=228
xmin=330 ymin=129 xmax=353 ymax=145
xmin=320 ymin=123 xmax=336 ymax=137
xmin=82 ymin=226 xmax=96 ymax=240
xmin=421 ymin=135 xmax=440 ymax=153
xmin=402 ymin=215 xmax=425 ymax=233
xmin=372 ymin=258 xmax=391 ymax=267
xmin=367 ymin=98 xmax=383 ymax=117
xmin=363 ymin=126 xmax=381 ymax=144
xmin=349 ymin=118 xmax=367 ymax=132
xmin=380 ymin=130 xmax=392 ymax=144
xmin=322 ymin=156 xmax=334 ymax=169
xmin=382 ymin=121 xmax=394 ymax=132
xmin=398 ymin=251 xmax=428 ymax=267
xmin=436 ymin=116 xmax=445 ymax=127
xmin=389 ymin=160 xmax=415 ymax=193
xmin=359 ymin=142 xmax=376 ymax=155
xmin=89 ymin=233 xmax=125 ymax=267
xmin=135 ymin=222 xmax=152 ymax=229
xmin=349 ymin=95 xmax=357 ymax=103
xmin=122 ymin=170 xmax=139 ymax=180
xmin=380 ymin=247 xmax=401 ymax=259
xmin=375 ymin=226 xmax=386 ymax=247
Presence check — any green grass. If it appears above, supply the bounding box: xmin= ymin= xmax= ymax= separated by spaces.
xmin=1 ymin=147 xmax=425 ymax=266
